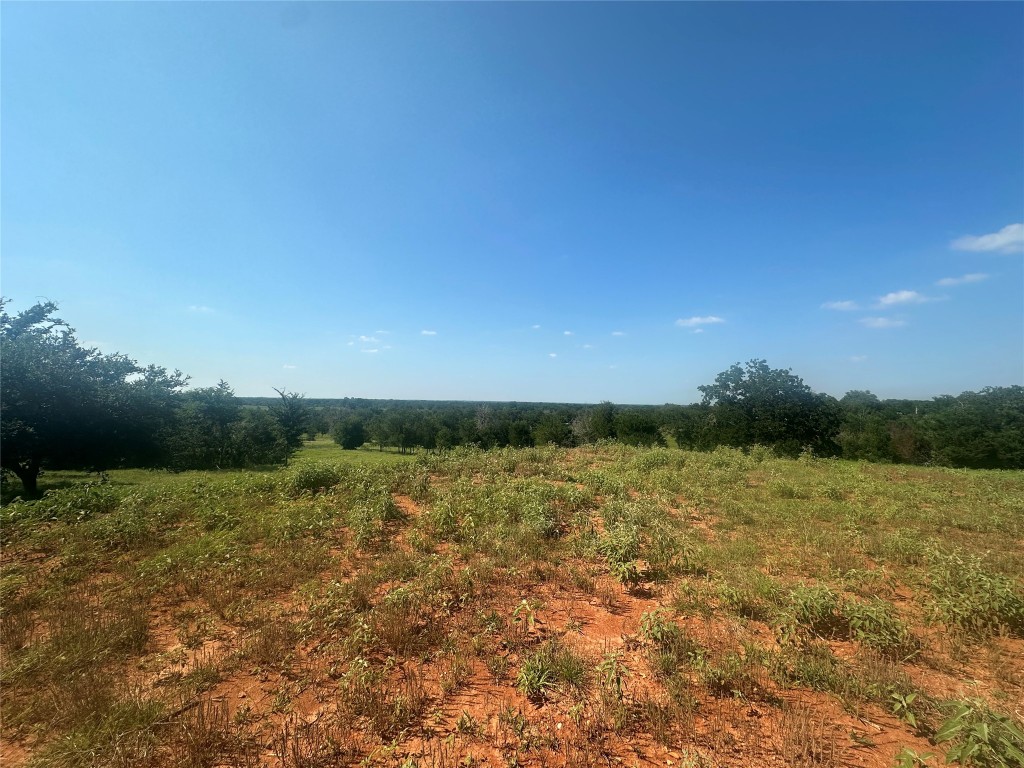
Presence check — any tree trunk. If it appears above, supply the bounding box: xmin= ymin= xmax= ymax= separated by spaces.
xmin=11 ymin=462 xmax=39 ymax=497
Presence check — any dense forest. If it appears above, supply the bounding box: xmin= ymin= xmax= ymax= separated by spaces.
xmin=3 ymin=301 xmax=1022 ymax=497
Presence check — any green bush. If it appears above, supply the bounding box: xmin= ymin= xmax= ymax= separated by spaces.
xmin=289 ymin=462 xmax=342 ymax=495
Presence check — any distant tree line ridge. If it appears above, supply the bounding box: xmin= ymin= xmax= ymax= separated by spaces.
xmin=245 ymin=360 xmax=1023 ymax=471
xmin=3 ymin=301 xmax=1021 ymax=497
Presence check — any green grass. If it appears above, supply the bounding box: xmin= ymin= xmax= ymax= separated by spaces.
xmin=2 ymin=443 xmax=1022 ymax=767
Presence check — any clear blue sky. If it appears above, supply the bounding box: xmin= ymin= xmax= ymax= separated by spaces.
xmin=3 ymin=2 xmax=1022 ymax=404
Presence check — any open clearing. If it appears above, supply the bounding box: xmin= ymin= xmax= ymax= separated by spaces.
xmin=2 ymin=443 xmax=1022 ymax=767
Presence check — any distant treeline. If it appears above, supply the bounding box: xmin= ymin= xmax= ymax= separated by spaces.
xmin=3 ymin=301 xmax=1022 ymax=499
xmin=239 ymin=363 xmax=1024 ymax=470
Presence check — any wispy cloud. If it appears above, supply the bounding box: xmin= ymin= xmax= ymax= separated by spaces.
xmin=850 ymin=355 xmax=868 ymax=363
xmin=548 ymin=352 xmax=557 ymax=358
xmin=187 ymin=305 xmax=215 ymax=314
xmin=951 ymin=223 xmax=1023 ymax=254
xmin=821 ymin=300 xmax=859 ymax=311
xmin=361 ymin=348 xmax=379 ymax=354
xmin=421 ymin=330 xmax=437 ymax=336
xmin=358 ymin=335 xmax=380 ymax=343
xmin=876 ymin=290 xmax=931 ymax=307
xmin=582 ymin=343 xmax=595 ymax=349
xmin=676 ymin=315 xmax=724 ymax=328
xmin=611 ymin=331 xmax=625 ymax=337
xmin=860 ymin=317 xmax=906 ymax=329
xmin=691 ymin=328 xmax=705 ymax=334
xmin=531 ymin=324 xmax=541 ymax=330
xmin=936 ymin=273 xmax=989 ymax=287
xmin=282 ymin=364 xmax=297 ymax=369
xmin=563 ymin=330 xmax=573 ymax=336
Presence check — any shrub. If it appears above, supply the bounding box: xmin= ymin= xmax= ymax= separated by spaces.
xmin=289 ymin=462 xmax=342 ymax=495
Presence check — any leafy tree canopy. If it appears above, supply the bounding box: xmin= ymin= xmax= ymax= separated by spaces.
xmin=1 ymin=300 xmax=188 ymax=494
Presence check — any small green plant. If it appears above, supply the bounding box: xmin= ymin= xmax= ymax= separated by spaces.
xmin=512 ymin=598 xmax=542 ymax=633
xmin=597 ymin=650 xmax=627 ymax=702
xmin=517 ymin=653 xmax=554 ymax=700
xmin=639 ymin=609 xmax=679 ymax=647
xmin=777 ymin=583 xmax=847 ymax=644
xmin=890 ymin=692 xmax=920 ymax=729
xmin=456 ymin=710 xmax=479 ymax=735
xmin=934 ymin=699 xmax=1024 ymax=767
xmin=892 ymin=747 xmax=934 ymax=768
xmin=846 ymin=599 xmax=917 ymax=659
xmin=598 ymin=524 xmax=643 ymax=590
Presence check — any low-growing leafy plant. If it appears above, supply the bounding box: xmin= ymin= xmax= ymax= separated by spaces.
xmin=926 ymin=549 xmax=1024 ymax=638
xmin=598 ymin=523 xmax=643 ymax=590
xmin=776 ymin=583 xmax=847 ymax=643
xmin=517 ymin=653 xmax=555 ymax=701
xmin=845 ymin=599 xmax=918 ymax=659
xmin=934 ymin=699 xmax=1024 ymax=767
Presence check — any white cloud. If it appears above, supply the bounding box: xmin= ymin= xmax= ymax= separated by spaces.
xmin=936 ymin=273 xmax=989 ymax=287
xmin=691 ymin=328 xmax=705 ymax=334
xmin=346 ymin=341 xmax=355 ymax=346
xmin=821 ymin=300 xmax=859 ymax=311
xmin=375 ymin=330 xmax=391 ymax=335
xmin=951 ymin=223 xmax=1024 ymax=254
xmin=563 ymin=330 xmax=573 ymax=336
xmin=876 ymin=290 xmax=930 ymax=307
xmin=187 ymin=305 xmax=214 ymax=314
xmin=421 ymin=330 xmax=437 ymax=336
xmin=582 ymin=344 xmax=595 ymax=349
xmin=676 ymin=315 xmax=724 ymax=328
xmin=531 ymin=324 xmax=541 ymax=330
xmin=850 ymin=355 xmax=868 ymax=363
xmin=548 ymin=352 xmax=557 ymax=358
xmin=611 ymin=331 xmax=625 ymax=337
xmin=860 ymin=317 xmax=906 ymax=329
xmin=361 ymin=348 xmax=379 ymax=354
xmin=282 ymin=364 xmax=297 ymax=369
xmin=358 ymin=335 xmax=379 ymax=343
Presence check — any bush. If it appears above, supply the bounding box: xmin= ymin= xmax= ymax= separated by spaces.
xmin=289 ymin=462 xmax=342 ymax=495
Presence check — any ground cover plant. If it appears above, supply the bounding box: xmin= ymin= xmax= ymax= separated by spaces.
xmin=1 ymin=441 xmax=1022 ymax=767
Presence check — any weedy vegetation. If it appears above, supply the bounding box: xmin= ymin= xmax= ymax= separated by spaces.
xmin=1 ymin=442 xmax=1022 ymax=767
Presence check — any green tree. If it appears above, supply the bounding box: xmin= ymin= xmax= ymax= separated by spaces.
xmin=532 ymin=413 xmax=572 ymax=447
xmin=698 ymin=359 xmax=841 ymax=456
xmin=272 ymin=387 xmax=309 ymax=453
xmin=614 ymin=409 xmax=665 ymax=447
xmin=0 ymin=301 xmax=187 ymax=494
xmin=331 ymin=416 xmax=367 ymax=450
xmin=164 ymin=381 xmax=240 ymax=469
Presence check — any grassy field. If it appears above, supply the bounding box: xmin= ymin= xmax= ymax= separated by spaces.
xmin=1 ymin=443 xmax=1022 ymax=767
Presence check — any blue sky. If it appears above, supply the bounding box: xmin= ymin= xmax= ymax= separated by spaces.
xmin=3 ymin=2 xmax=1022 ymax=404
